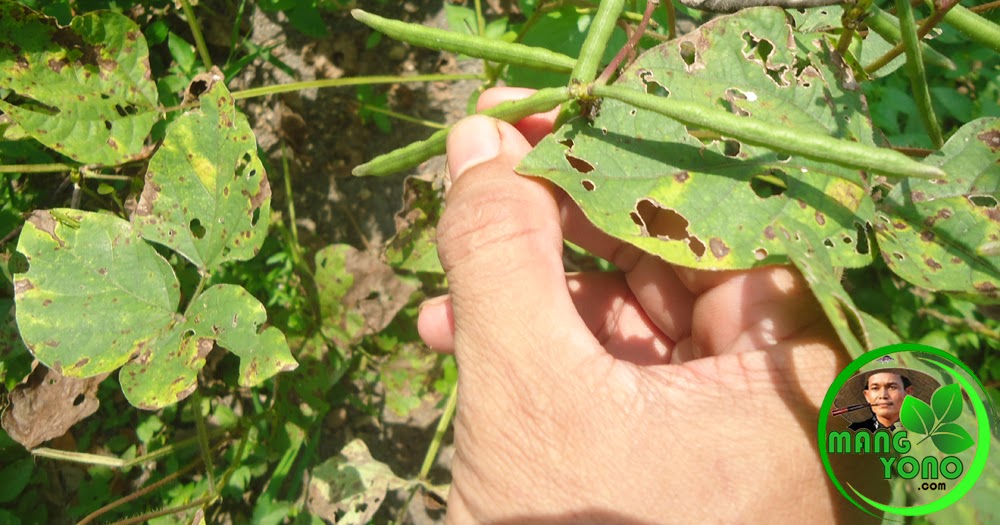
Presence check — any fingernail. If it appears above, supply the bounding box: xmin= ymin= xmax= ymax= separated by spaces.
xmin=447 ymin=115 xmax=501 ymax=183
xmin=418 ymin=295 xmax=449 ymax=315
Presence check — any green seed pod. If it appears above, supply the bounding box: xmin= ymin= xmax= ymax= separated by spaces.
xmin=353 ymin=87 xmax=573 ymax=177
xmin=352 ymin=10 xmax=577 ymax=73
xmin=592 ymin=85 xmax=946 ymax=181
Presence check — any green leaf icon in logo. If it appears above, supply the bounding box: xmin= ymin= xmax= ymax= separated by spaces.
xmin=931 ymin=423 xmax=975 ymax=454
xmin=931 ymin=383 xmax=964 ymax=424
xmin=900 ymin=383 xmax=975 ymax=455
xmin=900 ymin=396 xmax=936 ymax=435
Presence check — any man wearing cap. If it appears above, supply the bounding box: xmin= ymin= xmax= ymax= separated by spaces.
xmin=849 ymin=371 xmax=914 ymax=432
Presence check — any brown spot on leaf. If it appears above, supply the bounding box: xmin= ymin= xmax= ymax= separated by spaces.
xmin=975 ymin=281 xmax=998 ymax=296
xmin=920 ymin=231 xmax=935 ymax=242
xmin=978 ymin=130 xmax=1000 ymax=152
xmin=764 ymin=225 xmax=776 ymax=240
xmin=911 ymin=191 xmax=926 ymax=203
xmin=815 ymin=212 xmax=826 ymax=226
xmin=673 ymin=171 xmax=689 ymax=183
xmin=709 ymin=238 xmax=730 ymax=259
xmin=925 ymin=257 xmax=942 ymax=270
xmin=893 ymin=221 xmax=908 ymax=230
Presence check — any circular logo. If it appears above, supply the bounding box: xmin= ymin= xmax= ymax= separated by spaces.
xmin=818 ymin=343 xmax=997 ymax=518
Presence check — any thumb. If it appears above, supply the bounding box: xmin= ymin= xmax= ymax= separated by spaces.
xmin=438 ymin=116 xmax=595 ymax=371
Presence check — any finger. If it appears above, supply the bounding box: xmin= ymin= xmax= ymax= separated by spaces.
xmin=417 ymin=295 xmax=454 ymax=353
xmin=476 ymin=87 xmax=559 ymax=146
xmin=440 ymin=116 xmax=600 ymax=374
xmin=417 ymin=273 xmax=675 ymax=365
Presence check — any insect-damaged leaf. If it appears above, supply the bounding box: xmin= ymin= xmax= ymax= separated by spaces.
xmin=875 ymin=118 xmax=1000 ymax=300
xmin=14 ymin=210 xmax=180 ymax=378
xmin=0 ymin=1 xmax=159 ymax=165
xmin=120 ymin=284 xmax=296 ymax=409
xmin=13 ymin=210 xmax=295 ymax=409
xmin=307 ymin=439 xmax=411 ymax=525
xmin=518 ymin=7 xmax=876 ymax=270
xmin=133 ymin=80 xmax=271 ymax=271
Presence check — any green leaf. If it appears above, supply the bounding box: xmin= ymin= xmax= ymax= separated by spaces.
xmin=445 ymin=3 xmax=478 ymax=35
xmin=384 ymin=177 xmax=444 ymax=274
xmin=0 ymin=2 xmax=159 ymax=165
xmin=306 ymin=439 xmax=410 ymax=525
xmin=875 ymin=118 xmax=1000 ymax=300
xmin=519 ymin=7 xmax=876 ymax=270
xmin=930 ymin=383 xmax=965 ymax=424
xmin=0 ymin=458 xmax=33 ymax=503
xmin=930 ymin=422 xmax=975 ymax=454
xmin=900 ymin=394 xmax=936 ymax=435
xmin=167 ymin=31 xmax=196 ymax=73
xmin=119 ymin=284 xmax=296 ymax=409
xmin=1 ymin=299 xmax=32 ymax=389
xmin=14 ymin=210 xmax=294 ymax=409
xmin=133 ymin=81 xmax=272 ymax=271
xmin=14 ymin=209 xmax=180 ymax=378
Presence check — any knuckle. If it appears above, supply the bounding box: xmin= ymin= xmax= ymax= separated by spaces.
xmin=437 ymin=182 xmax=559 ymax=271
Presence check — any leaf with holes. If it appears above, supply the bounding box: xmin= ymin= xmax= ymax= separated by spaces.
xmin=778 ymin=219 xmax=876 ymax=358
xmin=13 ymin=210 xmax=294 ymax=409
xmin=875 ymin=118 xmax=1000 ymax=300
xmin=384 ymin=177 xmax=444 ymax=274
xmin=0 ymin=1 xmax=159 ymax=165
xmin=518 ymin=7 xmax=876 ymax=270
xmin=133 ymin=81 xmax=271 ymax=271
xmin=14 ymin=210 xmax=181 ymax=378
xmin=119 ymin=284 xmax=296 ymax=409
xmin=307 ymin=439 xmax=411 ymax=525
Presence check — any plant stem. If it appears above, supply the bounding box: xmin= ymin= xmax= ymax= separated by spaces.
xmin=358 ymin=103 xmax=448 ymax=129
xmin=971 ymin=0 xmax=1000 ymax=13
xmin=865 ymin=7 xmax=955 ymax=72
xmin=930 ymin=0 xmax=1000 ymax=53
xmin=231 ymin=73 xmax=484 ymax=101
xmin=598 ymin=0 xmax=658 ymax=84
xmin=419 ymin=381 xmax=459 ymax=480
xmin=865 ymin=0 xmax=962 ymax=75
xmin=77 ymin=456 xmax=205 ymax=525
xmin=191 ymin=391 xmax=217 ymax=496
xmin=664 ymin=0 xmax=677 ymax=39
xmin=571 ymin=0 xmax=627 ymax=83
xmin=0 ymin=163 xmax=77 ymax=174
xmin=592 ymin=84 xmax=947 ymax=180
xmin=898 ymin=0 xmax=944 ymax=147
xmin=178 ymin=0 xmax=213 ymax=69
xmin=107 ymin=495 xmax=213 ymax=525
xmin=32 ymin=427 xmax=228 ymax=468
xmin=279 ymin=141 xmax=299 ymax=252
xmin=474 ymin=0 xmax=486 ymax=36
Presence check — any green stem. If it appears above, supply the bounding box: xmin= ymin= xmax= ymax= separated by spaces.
xmin=358 ymin=103 xmax=447 ymax=129
xmin=32 ymin=427 xmax=228 ymax=468
xmin=352 ymin=10 xmax=576 ymax=72
xmin=865 ymin=6 xmax=956 ymax=73
xmin=571 ymin=0 xmax=626 ymax=83
xmin=592 ymin=85 xmax=946 ymax=180
xmin=191 ymin=391 xmax=217 ymax=495
xmin=474 ymin=0 xmax=486 ymax=36
xmin=0 ymin=163 xmax=77 ymax=174
xmin=280 ymin=141 xmax=299 ymax=251
xmin=77 ymin=456 xmax=205 ymax=525
xmin=353 ymin=86 xmax=573 ymax=177
xmin=933 ymin=1 xmax=1000 ymax=53
xmin=232 ymin=73 xmax=484 ymax=101
xmin=107 ymin=495 xmax=213 ymax=525
xmin=898 ymin=0 xmax=944 ymax=147
xmin=178 ymin=0 xmax=213 ymax=69
xmin=664 ymin=0 xmax=677 ymax=40
xmin=419 ymin=381 xmax=459 ymax=480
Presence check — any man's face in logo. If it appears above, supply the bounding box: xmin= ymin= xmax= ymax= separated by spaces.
xmin=864 ymin=372 xmax=912 ymax=425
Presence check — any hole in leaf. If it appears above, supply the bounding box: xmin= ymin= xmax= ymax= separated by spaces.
xmin=104 ymin=120 xmax=112 ymax=130
xmin=750 ymin=170 xmax=788 ymax=198
xmin=235 ymin=152 xmax=253 ymax=178
xmin=187 ymin=79 xmax=209 ymax=99
xmin=190 ymin=218 xmax=206 ymax=239
xmin=754 ymin=248 xmax=768 ymax=260
xmin=776 ymin=153 xmax=791 ymax=162
xmin=644 ymin=80 xmax=670 ymax=97
xmin=559 ymin=138 xmax=574 ymax=148
xmin=581 ymin=180 xmax=596 ymax=191
xmin=893 ymin=252 xmax=904 ymax=261
xmin=724 ymin=140 xmax=741 ymax=157
xmin=3 ymin=92 xmax=61 ymax=115
xmin=823 ymin=238 xmax=835 ymax=248
xmin=854 ymin=222 xmax=870 ymax=255
xmin=969 ymin=195 xmax=998 ymax=207
xmin=679 ymin=41 xmax=696 ymax=66
xmin=252 ymin=207 xmax=261 ymax=226
xmin=566 ymin=154 xmax=594 ymax=173
xmin=73 ymin=394 xmax=85 ymax=406
xmin=114 ymin=104 xmax=128 ymax=117
xmin=223 ymin=246 xmax=232 ymax=257
xmin=632 ymin=199 xmax=706 ymax=257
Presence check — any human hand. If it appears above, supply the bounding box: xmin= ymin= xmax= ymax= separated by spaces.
xmin=417 ymin=88 xmax=876 ymax=524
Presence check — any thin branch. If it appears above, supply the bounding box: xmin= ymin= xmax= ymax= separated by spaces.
xmin=866 ymin=0 xmax=962 ymax=75
xmin=77 ymin=457 xmax=205 ymax=525
xmin=598 ymin=0 xmax=659 ymax=84
xmin=970 ymin=0 xmax=1000 ymax=13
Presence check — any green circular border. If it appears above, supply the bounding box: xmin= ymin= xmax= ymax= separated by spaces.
xmin=817 ymin=343 xmax=995 ymax=518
